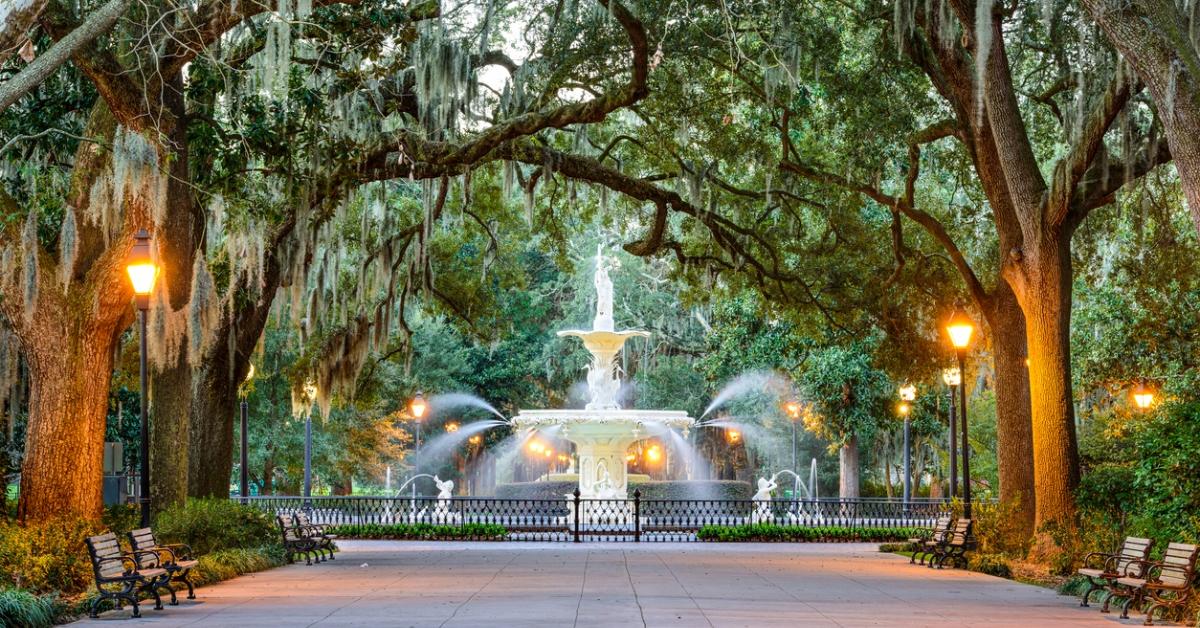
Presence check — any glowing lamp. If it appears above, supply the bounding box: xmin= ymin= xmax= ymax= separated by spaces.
xmin=898 ymin=384 xmax=917 ymax=401
xmin=945 ymin=307 xmax=975 ymax=350
xmin=897 ymin=401 xmax=911 ymax=416
xmin=468 ymin=435 xmax=482 ymax=445
xmin=544 ymin=448 xmax=553 ymax=458
xmin=528 ymin=441 xmax=544 ymax=453
xmin=303 ymin=380 xmax=317 ymax=402
xmin=410 ymin=391 xmax=427 ymax=419
xmin=646 ymin=445 xmax=662 ymax=463
xmin=126 ymin=229 xmax=157 ymax=308
xmin=942 ymin=367 xmax=961 ymax=386
xmin=726 ymin=428 xmax=741 ymax=444
xmin=1132 ymin=384 xmax=1155 ymax=410
xmin=784 ymin=401 xmax=802 ymax=419
xmin=445 ymin=422 xmax=459 ymax=433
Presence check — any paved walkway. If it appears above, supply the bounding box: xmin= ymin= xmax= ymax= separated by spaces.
xmin=76 ymin=541 xmax=1130 ymax=627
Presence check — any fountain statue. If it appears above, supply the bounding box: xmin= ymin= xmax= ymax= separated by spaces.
xmin=432 ymin=476 xmax=460 ymax=523
xmin=751 ymin=476 xmax=778 ymax=524
xmin=512 ymin=246 xmax=694 ymax=499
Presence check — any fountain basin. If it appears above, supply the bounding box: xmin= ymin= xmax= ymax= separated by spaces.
xmin=513 ymin=409 xmax=695 ymax=499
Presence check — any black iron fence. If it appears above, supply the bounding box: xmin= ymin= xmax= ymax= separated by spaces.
xmin=245 ymin=493 xmax=955 ymax=543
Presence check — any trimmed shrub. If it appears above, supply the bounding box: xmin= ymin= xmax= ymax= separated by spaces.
xmin=631 ymin=480 xmax=752 ymax=501
xmin=968 ymin=553 xmax=1013 ymax=579
xmin=0 ymin=517 xmax=101 ymax=595
xmin=329 ymin=523 xmax=508 ymax=540
xmin=878 ymin=543 xmax=909 ymax=553
xmin=493 ymin=481 xmax=577 ymax=501
xmin=153 ymin=498 xmax=276 ymax=555
xmin=493 ymin=480 xmax=752 ymax=501
xmin=697 ymin=524 xmax=921 ymax=543
xmin=0 ymin=588 xmax=60 ymax=628
xmin=190 ymin=546 xmax=287 ymax=587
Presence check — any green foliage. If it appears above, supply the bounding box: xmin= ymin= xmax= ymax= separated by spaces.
xmin=0 ymin=517 xmax=100 ymax=595
xmin=0 ymin=588 xmax=60 ymax=628
xmin=329 ymin=523 xmax=507 ymax=540
xmin=696 ymin=525 xmax=921 ymax=543
xmin=1127 ymin=401 xmax=1200 ymax=547
xmin=494 ymin=481 xmax=578 ymax=501
xmin=153 ymin=499 xmax=277 ymax=555
xmin=795 ymin=340 xmax=890 ymax=446
xmin=631 ymin=481 xmax=752 ymax=501
xmin=101 ymin=505 xmax=140 ymax=537
xmin=967 ymin=553 xmax=1013 ymax=579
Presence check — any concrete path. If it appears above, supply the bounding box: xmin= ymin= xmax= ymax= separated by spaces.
xmin=75 ymin=541 xmax=1131 ymax=627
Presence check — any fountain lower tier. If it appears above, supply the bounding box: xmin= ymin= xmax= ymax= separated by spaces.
xmin=511 ymin=409 xmax=694 ymax=499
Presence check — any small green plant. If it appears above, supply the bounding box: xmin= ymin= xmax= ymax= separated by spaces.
xmin=154 ymin=499 xmax=277 ymax=555
xmin=696 ymin=525 xmax=922 ymax=543
xmin=878 ymin=543 xmax=909 ymax=553
xmin=329 ymin=523 xmax=508 ymax=540
xmin=0 ymin=588 xmax=60 ymax=628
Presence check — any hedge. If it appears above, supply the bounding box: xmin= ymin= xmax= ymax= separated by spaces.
xmin=329 ymin=523 xmax=508 ymax=540
xmin=493 ymin=480 xmax=752 ymax=501
xmin=697 ymin=524 xmax=922 ymax=543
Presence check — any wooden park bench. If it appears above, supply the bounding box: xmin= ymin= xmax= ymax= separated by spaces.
xmin=295 ymin=511 xmax=338 ymax=561
xmin=278 ymin=513 xmax=321 ymax=565
xmin=926 ymin=518 xmax=974 ymax=569
xmin=127 ymin=527 xmax=199 ymax=605
xmin=908 ymin=515 xmax=952 ymax=565
xmin=1076 ymin=536 xmax=1153 ymax=607
xmin=1107 ymin=542 xmax=1199 ymax=625
xmin=85 ymin=532 xmax=169 ymax=619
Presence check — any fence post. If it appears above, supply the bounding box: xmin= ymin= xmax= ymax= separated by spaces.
xmin=573 ymin=488 xmax=581 ymax=543
xmin=633 ymin=489 xmax=641 ymax=542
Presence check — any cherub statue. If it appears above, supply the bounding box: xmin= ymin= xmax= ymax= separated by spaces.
xmin=434 ymin=476 xmax=454 ymax=500
xmin=751 ymin=476 xmax=778 ymax=524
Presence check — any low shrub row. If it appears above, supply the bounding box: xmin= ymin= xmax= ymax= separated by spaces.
xmin=329 ymin=523 xmax=508 ymax=540
xmin=493 ymin=480 xmax=753 ymax=501
xmin=697 ymin=524 xmax=922 ymax=543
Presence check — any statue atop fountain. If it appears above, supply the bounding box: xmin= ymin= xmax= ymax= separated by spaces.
xmin=512 ymin=245 xmax=694 ymax=500
xmin=751 ymin=476 xmax=778 ymax=524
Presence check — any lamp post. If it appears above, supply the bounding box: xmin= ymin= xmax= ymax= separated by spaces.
xmin=302 ymin=380 xmax=317 ymax=505
xmin=239 ymin=363 xmax=255 ymax=504
xmin=941 ymin=367 xmax=961 ymax=499
xmin=126 ymin=229 xmax=157 ymax=527
xmin=945 ymin=307 xmax=975 ymax=518
xmin=410 ymin=391 xmax=427 ymax=471
xmin=784 ymin=401 xmax=802 ymax=473
xmin=897 ymin=384 xmax=916 ymax=506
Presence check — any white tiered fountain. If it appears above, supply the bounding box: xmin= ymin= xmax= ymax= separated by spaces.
xmin=511 ymin=246 xmax=695 ymax=500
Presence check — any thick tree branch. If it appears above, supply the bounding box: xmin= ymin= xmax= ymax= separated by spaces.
xmin=0 ymin=0 xmax=128 ymax=114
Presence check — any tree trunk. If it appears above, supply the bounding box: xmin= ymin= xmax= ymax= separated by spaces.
xmin=187 ymin=347 xmax=237 ymax=498
xmin=1009 ymin=236 xmax=1080 ymax=528
xmin=148 ymin=69 xmax=198 ymax=515
xmin=839 ymin=434 xmax=860 ymax=498
xmin=985 ymin=283 xmax=1036 ymax=536
xmin=18 ymin=319 xmax=121 ymax=522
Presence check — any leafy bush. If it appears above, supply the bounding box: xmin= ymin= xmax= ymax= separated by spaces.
xmin=968 ymin=553 xmax=1013 ymax=579
xmin=0 ymin=517 xmax=101 ymax=595
xmin=631 ymin=480 xmax=752 ymax=501
xmin=329 ymin=523 xmax=507 ymax=540
xmin=153 ymin=499 xmax=276 ymax=555
xmin=0 ymin=588 xmax=60 ymax=628
xmin=697 ymin=525 xmax=921 ymax=543
xmin=493 ymin=481 xmax=577 ymax=501
xmin=494 ymin=480 xmax=753 ymax=501
xmin=878 ymin=543 xmax=909 ymax=553
xmin=101 ymin=504 xmax=140 ymax=537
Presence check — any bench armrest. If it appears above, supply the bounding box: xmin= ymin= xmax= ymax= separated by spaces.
xmin=1081 ymin=551 xmax=1115 ymax=571
xmin=94 ymin=555 xmax=138 ymax=577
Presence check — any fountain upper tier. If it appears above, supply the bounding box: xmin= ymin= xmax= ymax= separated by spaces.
xmin=511 ymin=408 xmax=694 ymax=432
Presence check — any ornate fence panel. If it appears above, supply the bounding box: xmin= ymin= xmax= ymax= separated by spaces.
xmin=245 ymin=495 xmax=957 ymax=543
